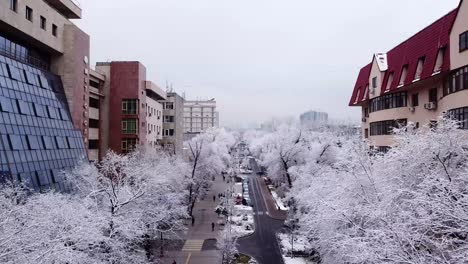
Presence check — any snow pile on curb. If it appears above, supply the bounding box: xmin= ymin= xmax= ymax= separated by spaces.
xmin=271 ymin=191 xmax=289 ymax=211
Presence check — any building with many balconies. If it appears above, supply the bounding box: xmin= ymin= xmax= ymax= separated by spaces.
xmin=349 ymin=0 xmax=468 ymax=150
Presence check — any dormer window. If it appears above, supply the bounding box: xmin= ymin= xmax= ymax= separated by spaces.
xmin=385 ymin=72 xmax=394 ymax=91
xmin=398 ymin=65 xmax=408 ymax=87
xmin=414 ymin=57 xmax=425 ymax=81
xmin=433 ymin=47 xmax=445 ymax=74
xmin=362 ymin=85 xmax=369 ymax=101
xmin=354 ymin=87 xmax=361 ymax=104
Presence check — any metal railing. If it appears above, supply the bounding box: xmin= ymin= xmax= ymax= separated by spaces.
xmin=0 ymin=47 xmax=50 ymax=71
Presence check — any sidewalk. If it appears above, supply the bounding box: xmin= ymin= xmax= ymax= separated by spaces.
xmin=161 ymin=175 xmax=231 ymax=264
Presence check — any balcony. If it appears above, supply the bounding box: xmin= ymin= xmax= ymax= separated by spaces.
xmin=44 ymin=0 xmax=82 ymax=19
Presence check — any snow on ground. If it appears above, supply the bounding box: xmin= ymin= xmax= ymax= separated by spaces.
xmin=271 ymin=190 xmax=289 ymax=211
xmin=283 ymin=256 xmax=309 ymax=264
xmin=229 ymin=204 xmax=255 ymax=237
xmin=278 ymin=233 xmax=308 ymax=253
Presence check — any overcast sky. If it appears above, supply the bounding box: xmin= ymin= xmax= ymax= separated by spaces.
xmin=74 ymin=0 xmax=459 ymax=128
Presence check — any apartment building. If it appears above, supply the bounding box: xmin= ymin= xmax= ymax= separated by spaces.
xmin=183 ymin=98 xmax=219 ymax=139
xmin=300 ymin=110 xmax=328 ymax=127
xmin=0 ymin=0 xmax=88 ymax=190
xmin=95 ymin=61 xmax=166 ymax=155
xmin=349 ymin=0 xmax=468 ymax=149
xmin=161 ymin=92 xmax=184 ymax=155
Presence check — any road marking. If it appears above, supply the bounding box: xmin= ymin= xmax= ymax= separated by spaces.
xmin=182 ymin=239 xmax=204 ymax=252
xmin=185 ymin=252 xmax=192 ymax=264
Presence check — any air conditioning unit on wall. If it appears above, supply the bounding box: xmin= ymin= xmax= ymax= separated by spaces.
xmin=424 ymin=102 xmax=437 ymax=111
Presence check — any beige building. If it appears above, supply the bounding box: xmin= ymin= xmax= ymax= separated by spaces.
xmin=160 ymin=92 xmax=185 ymax=155
xmin=349 ymin=0 xmax=468 ymax=150
xmin=183 ymin=99 xmax=219 ymax=138
xmin=144 ymin=81 xmax=165 ymax=147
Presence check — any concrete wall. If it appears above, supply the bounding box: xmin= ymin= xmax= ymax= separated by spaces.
xmin=450 ymin=1 xmax=468 ymax=70
xmin=0 ymin=0 xmax=75 ymax=53
xmin=95 ymin=64 xmax=111 ymax=158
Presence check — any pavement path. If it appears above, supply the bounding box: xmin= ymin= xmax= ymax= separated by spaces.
xmin=160 ymin=175 xmax=230 ymax=264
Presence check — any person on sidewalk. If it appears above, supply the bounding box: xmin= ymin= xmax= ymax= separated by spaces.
xmin=211 ymin=222 xmax=215 ymax=231
xmin=213 ymin=195 xmax=216 ymax=202
xmin=172 ymin=260 xmax=177 ymax=264
xmin=191 ymin=216 xmax=195 ymax=226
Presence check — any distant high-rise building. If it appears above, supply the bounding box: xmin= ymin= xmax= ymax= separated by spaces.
xmin=300 ymin=111 xmax=328 ymax=126
xmin=183 ymin=98 xmax=219 ymax=139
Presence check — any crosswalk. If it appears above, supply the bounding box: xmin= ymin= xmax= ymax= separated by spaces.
xmin=182 ymin=239 xmax=204 ymax=252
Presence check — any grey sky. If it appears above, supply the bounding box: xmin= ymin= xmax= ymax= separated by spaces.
xmin=74 ymin=0 xmax=459 ymax=128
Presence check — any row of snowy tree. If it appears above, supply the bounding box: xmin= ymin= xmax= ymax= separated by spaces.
xmin=0 ymin=128 xmax=235 ymax=264
xmin=247 ymin=119 xmax=468 ymax=264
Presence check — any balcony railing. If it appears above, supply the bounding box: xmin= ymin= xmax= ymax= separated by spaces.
xmin=0 ymin=42 xmax=50 ymax=71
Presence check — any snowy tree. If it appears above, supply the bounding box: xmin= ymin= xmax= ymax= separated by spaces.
xmin=185 ymin=128 xmax=235 ymax=215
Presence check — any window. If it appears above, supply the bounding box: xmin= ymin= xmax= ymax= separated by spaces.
xmin=8 ymin=135 xmax=24 ymax=150
xmin=89 ymin=118 xmax=99 ymax=128
xmin=40 ymin=16 xmax=46 ymax=30
xmin=434 ymin=47 xmax=445 ymax=73
xmin=429 ymin=88 xmax=438 ymax=103
xmin=411 ymin=93 xmax=419 ymax=107
xmin=414 ymin=57 xmax=425 ymax=81
xmin=10 ymin=0 xmax=17 ymax=12
xmin=448 ymin=107 xmax=468 ymax=129
xmin=0 ymin=97 xmax=13 ymax=112
xmin=364 ymin=129 xmax=369 ymax=139
xmin=164 ymin=129 xmax=175 ymax=136
xmin=17 ymin=99 xmax=31 ymax=115
xmin=369 ymin=92 xmax=407 ymax=113
xmin=385 ymin=72 xmax=394 ymax=91
xmin=445 ymin=66 xmax=468 ymax=95
xmin=164 ymin=115 xmax=174 ymax=123
xmin=354 ymin=87 xmax=361 ymax=104
xmin=460 ymin=31 xmax=468 ymax=52
xmin=372 ymin=77 xmax=377 ymax=88
xmin=121 ymin=138 xmax=137 ymax=153
xmin=26 ymin=135 xmax=41 ymax=150
xmin=42 ymin=136 xmax=55 ymax=150
xmin=89 ymin=97 xmax=99 ymax=108
xmin=25 ymin=6 xmax=33 ymax=22
xmin=364 ymin=107 xmax=369 ymax=118
xmin=89 ymin=80 xmax=99 ymax=88
xmin=164 ymin=102 xmax=174 ymax=109
xmin=89 ymin=140 xmax=99 ymax=150
xmin=52 ymin=24 xmax=58 ymax=37
xmin=122 ymin=99 xmax=138 ymax=114
xmin=370 ymin=119 xmax=407 ymax=136
xmin=398 ymin=65 xmax=408 ymax=87
xmin=122 ymin=119 xmax=138 ymax=134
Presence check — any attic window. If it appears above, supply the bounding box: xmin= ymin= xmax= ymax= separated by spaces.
xmin=385 ymin=72 xmax=394 ymax=91
xmin=362 ymin=85 xmax=369 ymax=101
xmin=398 ymin=65 xmax=408 ymax=87
xmin=354 ymin=87 xmax=361 ymax=104
xmin=414 ymin=57 xmax=425 ymax=81
xmin=433 ymin=47 xmax=445 ymax=74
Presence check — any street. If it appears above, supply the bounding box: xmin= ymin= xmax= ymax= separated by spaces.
xmin=237 ymin=159 xmax=286 ymax=264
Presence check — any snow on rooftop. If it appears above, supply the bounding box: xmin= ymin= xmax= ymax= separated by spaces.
xmin=375 ymin=53 xmax=388 ymax=71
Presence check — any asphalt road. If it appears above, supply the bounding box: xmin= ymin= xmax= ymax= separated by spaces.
xmin=237 ymin=159 xmax=285 ymax=264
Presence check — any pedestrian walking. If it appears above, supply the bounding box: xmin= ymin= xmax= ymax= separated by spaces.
xmin=172 ymin=260 xmax=177 ymax=264
xmin=213 ymin=195 xmax=216 ymax=202
xmin=211 ymin=222 xmax=215 ymax=231
xmin=223 ymin=175 xmax=225 ymax=181
xmin=191 ymin=216 xmax=195 ymax=226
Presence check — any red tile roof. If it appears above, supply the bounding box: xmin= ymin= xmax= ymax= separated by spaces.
xmin=349 ymin=8 xmax=459 ymax=106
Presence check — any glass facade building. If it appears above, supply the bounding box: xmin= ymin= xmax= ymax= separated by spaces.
xmin=0 ymin=44 xmax=87 ymax=192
